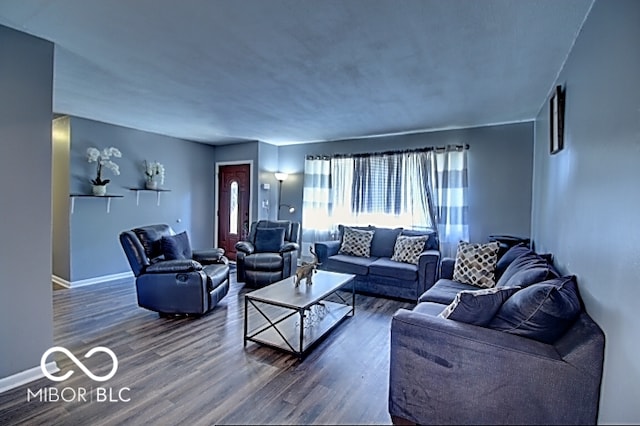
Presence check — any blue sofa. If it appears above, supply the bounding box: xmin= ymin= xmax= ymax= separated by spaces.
xmin=314 ymin=225 xmax=440 ymax=302
xmin=389 ymin=244 xmax=605 ymax=425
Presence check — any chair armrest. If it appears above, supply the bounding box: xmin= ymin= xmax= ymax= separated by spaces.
xmin=440 ymin=257 xmax=455 ymax=279
xmin=145 ymin=259 xmax=203 ymax=273
xmin=417 ymin=249 xmax=440 ymax=295
xmin=235 ymin=241 xmax=255 ymax=255
xmin=280 ymin=242 xmax=299 ymax=253
xmin=192 ymin=248 xmax=226 ymax=265
xmin=314 ymin=240 xmax=340 ymax=263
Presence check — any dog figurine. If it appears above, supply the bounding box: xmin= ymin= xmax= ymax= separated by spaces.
xmin=294 ymin=246 xmax=321 ymax=287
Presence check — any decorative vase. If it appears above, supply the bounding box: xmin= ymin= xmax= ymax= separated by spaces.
xmin=145 ymin=180 xmax=158 ymax=190
xmin=92 ymin=184 xmax=107 ymax=196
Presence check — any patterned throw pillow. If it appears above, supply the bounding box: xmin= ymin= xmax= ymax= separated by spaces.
xmin=391 ymin=235 xmax=428 ymax=265
xmin=438 ymin=286 xmax=521 ymax=326
xmin=339 ymin=227 xmax=375 ymax=257
xmin=453 ymin=241 xmax=500 ymax=288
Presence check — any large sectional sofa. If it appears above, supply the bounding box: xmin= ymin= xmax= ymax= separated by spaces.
xmin=314 ymin=225 xmax=440 ymax=302
xmin=388 ymin=243 xmax=605 ymax=425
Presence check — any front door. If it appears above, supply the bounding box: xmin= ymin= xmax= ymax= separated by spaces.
xmin=218 ymin=164 xmax=250 ymax=261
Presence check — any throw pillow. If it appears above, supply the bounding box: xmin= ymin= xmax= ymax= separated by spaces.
xmin=495 ymin=253 xmax=550 ymax=287
xmin=339 ymin=226 xmax=375 ymax=257
xmin=390 ymin=235 xmax=428 ymax=265
xmin=254 ymin=227 xmax=286 ymax=252
xmin=439 ymin=286 xmax=521 ymax=326
xmin=162 ymin=231 xmax=193 ymax=260
xmin=452 ymin=241 xmax=500 ymax=288
xmin=489 ymin=275 xmax=582 ymax=344
xmin=495 ymin=243 xmax=533 ymax=279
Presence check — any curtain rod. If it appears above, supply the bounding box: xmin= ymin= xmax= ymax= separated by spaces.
xmin=306 ymin=144 xmax=469 ymax=160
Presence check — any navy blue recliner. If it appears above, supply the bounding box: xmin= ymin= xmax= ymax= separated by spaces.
xmin=119 ymin=224 xmax=230 ymax=316
xmin=235 ymin=220 xmax=300 ymax=288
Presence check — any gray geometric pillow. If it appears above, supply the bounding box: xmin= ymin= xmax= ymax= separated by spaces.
xmin=391 ymin=235 xmax=428 ymax=265
xmin=453 ymin=241 xmax=500 ymax=288
xmin=339 ymin=227 xmax=375 ymax=257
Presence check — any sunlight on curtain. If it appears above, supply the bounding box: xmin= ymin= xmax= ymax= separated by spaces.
xmin=301 ymin=147 xmax=468 ymax=258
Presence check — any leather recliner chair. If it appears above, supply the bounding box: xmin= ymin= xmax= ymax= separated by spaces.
xmin=119 ymin=224 xmax=230 ymax=316
xmin=235 ymin=220 xmax=300 ymax=288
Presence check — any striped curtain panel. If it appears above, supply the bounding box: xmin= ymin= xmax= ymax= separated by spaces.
xmin=428 ymin=149 xmax=469 ymax=257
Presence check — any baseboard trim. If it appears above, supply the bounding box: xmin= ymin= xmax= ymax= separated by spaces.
xmin=0 ymin=361 xmax=59 ymax=394
xmin=52 ymin=271 xmax=134 ymax=288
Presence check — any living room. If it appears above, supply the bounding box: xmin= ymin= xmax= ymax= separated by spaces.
xmin=1 ymin=0 xmax=639 ymax=424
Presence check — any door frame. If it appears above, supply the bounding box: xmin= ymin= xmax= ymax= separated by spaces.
xmin=214 ymin=160 xmax=254 ymax=252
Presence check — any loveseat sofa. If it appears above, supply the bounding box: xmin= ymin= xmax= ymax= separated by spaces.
xmin=315 ymin=225 xmax=440 ymax=302
xmin=389 ymin=243 xmax=605 ymax=425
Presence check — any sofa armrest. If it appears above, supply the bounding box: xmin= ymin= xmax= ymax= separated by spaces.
xmin=192 ymin=248 xmax=226 ymax=265
xmin=235 ymin=241 xmax=255 ymax=255
xmin=145 ymin=259 xmax=203 ymax=273
xmin=440 ymin=257 xmax=455 ymax=279
xmin=389 ymin=309 xmax=601 ymax=425
xmin=280 ymin=242 xmax=300 ymax=253
xmin=417 ymin=249 xmax=440 ymax=296
xmin=314 ymin=240 xmax=340 ymax=263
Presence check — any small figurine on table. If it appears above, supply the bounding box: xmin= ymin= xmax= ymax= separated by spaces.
xmin=294 ymin=246 xmax=320 ymax=287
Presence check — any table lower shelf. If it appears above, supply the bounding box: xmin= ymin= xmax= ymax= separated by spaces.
xmin=245 ymin=301 xmax=352 ymax=357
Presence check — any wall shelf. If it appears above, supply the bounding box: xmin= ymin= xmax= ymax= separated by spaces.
xmin=128 ymin=188 xmax=171 ymax=206
xmin=70 ymin=194 xmax=124 ymax=214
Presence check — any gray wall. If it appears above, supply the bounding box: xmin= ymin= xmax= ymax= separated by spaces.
xmin=52 ymin=116 xmax=71 ymax=280
xmin=0 ymin=25 xmax=54 ymax=378
xmin=530 ymin=1 xmax=640 ymax=423
xmin=277 ymin=122 xmax=534 ymax=246
xmin=63 ymin=117 xmax=217 ymax=282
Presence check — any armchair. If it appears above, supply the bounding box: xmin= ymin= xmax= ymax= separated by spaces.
xmin=235 ymin=220 xmax=300 ymax=288
xmin=119 ymin=224 xmax=230 ymax=316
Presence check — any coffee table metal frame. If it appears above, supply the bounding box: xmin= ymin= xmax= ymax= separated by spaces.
xmin=243 ymin=270 xmax=356 ymax=359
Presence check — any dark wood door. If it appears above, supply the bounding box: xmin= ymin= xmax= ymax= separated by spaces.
xmin=218 ymin=164 xmax=250 ymax=261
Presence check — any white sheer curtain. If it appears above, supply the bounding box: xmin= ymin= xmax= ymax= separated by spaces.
xmin=301 ymin=147 xmax=469 ymax=258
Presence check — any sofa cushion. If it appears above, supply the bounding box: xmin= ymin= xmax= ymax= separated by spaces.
xmin=438 ymin=286 xmax=521 ymax=326
xmin=369 ymin=257 xmax=418 ymax=281
xmin=502 ymin=265 xmax=558 ymax=288
xmin=419 ymin=279 xmax=480 ymax=305
xmin=391 ymin=235 xmax=428 ymax=265
xmin=495 ymin=243 xmax=533 ymax=279
xmin=324 ymin=254 xmax=379 ymax=276
xmin=254 ymin=227 xmax=285 ymax=252
xmin=339 ymin=226 xmax=375 ymax=257
xmin=161 ymin=231 xmax=192 ymax=260
xmin=496 ymin=253 xmax=550 ymax=287
xmin=489 ymin=276 xmax=582 ymax=343
xmin=370 ymin=227 xmax=403 ymax=258
xmin=452 ymin=241 xmax=500 ymax=288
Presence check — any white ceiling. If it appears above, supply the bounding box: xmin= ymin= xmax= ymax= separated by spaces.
xmin=0 ymin=0 xmax=593 ymax=146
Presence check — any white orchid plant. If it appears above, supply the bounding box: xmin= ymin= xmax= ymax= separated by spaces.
xmin=144 ymin=160 xmax=165 ymax=185
xmin=87 ymin=147 xmax=122 ymax=186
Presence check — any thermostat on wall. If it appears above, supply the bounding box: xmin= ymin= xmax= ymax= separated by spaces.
xmin=262 ymin=183 xmax=270 ymax=190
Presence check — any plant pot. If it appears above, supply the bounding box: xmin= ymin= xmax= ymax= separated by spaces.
xmin=145 ymin=180 xmax=158 ymax=190
xmin=92 ymin=184 xmax=107 ymax=196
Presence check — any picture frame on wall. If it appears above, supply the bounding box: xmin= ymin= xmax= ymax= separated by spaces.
xmin=549 ymin=85 xmax=565 ymax=154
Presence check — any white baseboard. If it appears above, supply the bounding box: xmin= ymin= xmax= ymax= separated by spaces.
xmin=0 ymin=361 xmax=59 ymax=394
xmin=52 ymin=271 xmax=134 ymax=288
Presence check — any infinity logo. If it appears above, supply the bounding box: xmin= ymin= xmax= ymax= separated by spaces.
xmin=41 ymin=346 xmax=118 ymax=382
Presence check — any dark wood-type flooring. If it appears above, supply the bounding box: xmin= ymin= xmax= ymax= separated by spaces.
xmin=1 ymin=272 xmax=413 ymax=425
